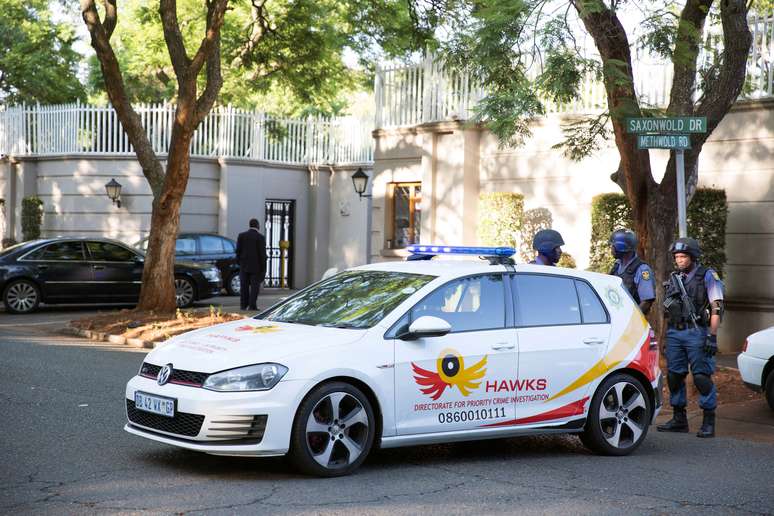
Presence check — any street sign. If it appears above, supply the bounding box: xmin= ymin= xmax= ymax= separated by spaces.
xmin=637 ymin=134 xmax=691 ymax=150
xmin=625 ymin=117 xmax=707 ymax=134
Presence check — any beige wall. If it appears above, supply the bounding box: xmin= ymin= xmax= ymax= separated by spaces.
xmin=371 ymin=100 xmax=774 ymax=350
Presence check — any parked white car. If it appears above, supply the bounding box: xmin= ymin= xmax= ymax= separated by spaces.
xmin=124 ymin=246 xmax=662 ymax=476
xmin=738 ymin=326 xmax=774 ymax=411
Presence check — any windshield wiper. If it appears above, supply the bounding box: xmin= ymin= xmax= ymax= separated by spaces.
xmin=320 ymin=322 xmax=362 ymax=329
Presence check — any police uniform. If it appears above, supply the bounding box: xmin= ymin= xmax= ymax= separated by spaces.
xmin=610 ymin=256 xmax=656 ymax=305
xmin=658 ymin=237 xmax=725 ymax=438
xmin=529 ymin=254 xmax=554 ymax=266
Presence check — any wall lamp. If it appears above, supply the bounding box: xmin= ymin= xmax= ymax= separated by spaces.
xmin=105 ymin=178 xmax=122 ymax=208
xmin=351 ymin=167 xmax=372 ymax=200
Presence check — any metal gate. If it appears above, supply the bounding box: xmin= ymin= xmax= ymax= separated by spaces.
xmin=264 ymin=200 xmax=295 ymax=288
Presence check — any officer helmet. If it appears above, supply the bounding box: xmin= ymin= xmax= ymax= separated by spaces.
xmin=532 ymin=229 xmax=565 ymax=253
xmin=669 ymin=237 xmax=701 ymax=259
xmin=610 ymin=229 xmax=637 ymax=254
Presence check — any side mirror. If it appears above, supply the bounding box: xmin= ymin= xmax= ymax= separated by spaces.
xmin=133 ymin=255 xmax=144 ymax=263
xmin=399 ymin=316 xmax=451 ymax=340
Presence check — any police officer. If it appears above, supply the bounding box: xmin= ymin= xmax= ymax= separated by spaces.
xmin=657 ymin=237 xmax=724 ymax=438
xmin=609 ymin=229 xmax=656 ymax=315
xmin=530 ymin=229 xmax=564 ymax=266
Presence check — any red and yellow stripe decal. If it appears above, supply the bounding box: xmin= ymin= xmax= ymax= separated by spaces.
xmin=546 ymin=309 xmax=649 ymax=402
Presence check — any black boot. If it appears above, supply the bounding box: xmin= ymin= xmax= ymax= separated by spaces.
xmin=696 ymin=410 xmax=716 ymax=438
xmin=657 ymin=407 xmax=689 ymax=432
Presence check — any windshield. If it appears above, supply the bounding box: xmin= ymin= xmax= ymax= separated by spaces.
xmin=0 ymin=241 xmax=39 ymax=258
xmin=258 ymin=270 xmax=435 ymax=329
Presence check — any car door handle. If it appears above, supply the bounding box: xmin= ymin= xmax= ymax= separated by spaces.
xmin=92 ymin=265 xmax=105 ymax=270
xmin=37 ymin=265 xmax=48 ymax=271
xmin=583 ymin=338 xmax=605 ymax=345
xmin=491 ymin=343 xmax=515 ymax=351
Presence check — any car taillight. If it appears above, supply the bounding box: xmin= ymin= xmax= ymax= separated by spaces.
xmin=648 ymin=329 xmax=658 ymax=350
xmin=743 ymin=339 xmax=748 ymax=353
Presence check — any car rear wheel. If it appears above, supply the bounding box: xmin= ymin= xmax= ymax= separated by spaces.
xmin=765 ymin=369 xmax=774 ymax=412
xmin=289 ymin=382 xmax=376 ymax=477
xmin=3 ymin=280 xmax=41 ymax=314
xmin=226 ymin=272 xmax=240 ymax=296
xmin=174 ymin=277 xmax=195 ymax=308
xmin=580 ymin=373 xmax=651 ymax=456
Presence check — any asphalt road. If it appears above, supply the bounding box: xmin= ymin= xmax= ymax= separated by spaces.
xmin=2 ymin=324 xmax=774 ymax=515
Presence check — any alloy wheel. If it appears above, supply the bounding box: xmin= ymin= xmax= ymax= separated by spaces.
xmin=229 ymin=274 xmax=241 ymax=295
xmin=305 ymin=392 xmax=370 ymax=469
xmin=6 ymin=282 xmax=39 ymax=313
xmin=175 ymin=278 xmax=194 ymax=307
xmin=598 ymin=381 xmax=649 ymax=449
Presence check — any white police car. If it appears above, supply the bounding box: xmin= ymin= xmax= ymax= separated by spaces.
xmin=125 ymin=246 xmax=662 ymax=476
xmin=738 ymin=326 xmax=774 ymax=411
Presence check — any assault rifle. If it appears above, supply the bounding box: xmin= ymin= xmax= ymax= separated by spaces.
xmin=670 ymin=272 xmax=700 ymax=329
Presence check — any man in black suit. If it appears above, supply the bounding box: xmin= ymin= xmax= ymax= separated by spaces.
xmin=235 ymin=218 xmax=267 ymax=310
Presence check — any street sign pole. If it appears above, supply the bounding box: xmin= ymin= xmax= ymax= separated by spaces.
xmin=675 ymin=149 xmax=687 ymax=238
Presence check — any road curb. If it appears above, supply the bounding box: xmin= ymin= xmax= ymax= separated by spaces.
xmin=61 ymin=326 xmax=158 ymax=349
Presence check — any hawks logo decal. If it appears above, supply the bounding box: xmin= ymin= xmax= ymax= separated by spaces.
xmin=412 ymin=349 xmax=487 ymax=400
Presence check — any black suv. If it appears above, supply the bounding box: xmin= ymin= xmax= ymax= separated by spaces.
xmin=135 ymin=233 xmax=241 ymax=296
xmin=0 ymin=237 xmax=222 ymax=314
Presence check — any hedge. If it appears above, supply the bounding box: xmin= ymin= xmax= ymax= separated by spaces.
xmin=22 ymin=196 xmax=44 ymax=241
xmin=478 ymin=193 xmax=524 ymax=249
xmin=588 ymin=189 xmax=728 ymax=276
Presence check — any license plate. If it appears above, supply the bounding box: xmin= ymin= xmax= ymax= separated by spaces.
xmin=134 ymin=391 xmax=175 ymax=418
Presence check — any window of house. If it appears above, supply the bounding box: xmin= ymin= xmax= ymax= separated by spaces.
xmin=390 ymin=182 xmax=421 ymax=249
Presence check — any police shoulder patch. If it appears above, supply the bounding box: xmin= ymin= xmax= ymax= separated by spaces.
xmin=641 ymin=270 xmax=651 ymax=281
xmin=711 ymin=270 xmax=720 ymax=281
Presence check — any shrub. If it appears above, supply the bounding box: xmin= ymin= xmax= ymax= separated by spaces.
xmin=558 ymin=252 xmax=577 ymax=268
xmin=1 ymin=238 xmax=16 ymax=249
xmin=478 ymin=193 xmax=524 ymax=249
xmin=589 ymin=189 xmax=728 ymax=276
xmin=519 ymin=207 xmax=553 ymax=262
xmin=22 ymin=196 xmax=44 ymax=241
xmin=687 ymin=188 xmax=728 ymax=277
xmin=588 ymin=193 xmax=632 ymax=273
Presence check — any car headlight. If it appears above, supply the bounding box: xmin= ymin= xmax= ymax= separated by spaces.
xmin=202 ymin=363 xmax=288 ymax=392
xmin=202 ymin=268 xmax=221 ymax=282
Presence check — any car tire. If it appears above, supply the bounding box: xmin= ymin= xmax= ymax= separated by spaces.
xmin=580 ymin=373 xmax=651 ymax=456
xmin=3 ymin=279 xmax=41 ymax=314
xmin=289 ymin=381 xmax=376 ymax=477
xmin=174 ymin=276 xmax=196 ymax=308
xmin=226 ymin=272 xmax=240 ymax=296
xmin=765 ymin=369 xmax=774 ymax=412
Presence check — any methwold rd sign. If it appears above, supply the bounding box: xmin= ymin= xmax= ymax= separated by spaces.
xmin=625 ymin=117 xmax=707 ymax=134
xmin=637 ymin=134 xmax=691 ymax=150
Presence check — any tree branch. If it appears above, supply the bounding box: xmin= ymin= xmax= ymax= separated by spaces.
xmin=158 ymin=0 xmax=191 ymax=83
xmin=189 ymin=0 xmax=229 ymax=79
xmin=662 ymin=0 xmax=751 ymax=191
xmin=101 ymin=0 xmax=118 ymax=39
xmin=666 ymin=0 xmax=713 ymax=115
xmin=195 ymin=0 xmax=229 ymax=123
xmin=81 ymin=0 xmax=165 ymax=195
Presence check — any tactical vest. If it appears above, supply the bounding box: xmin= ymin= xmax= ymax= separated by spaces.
xmin=609 ymin=256 xmax=643 ymax=304
xmin=665 ymin=265 xmax=710 ymax=326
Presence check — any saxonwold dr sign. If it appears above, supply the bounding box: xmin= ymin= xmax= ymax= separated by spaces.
xmin=625 ymin=117 xmax=707 ymax=134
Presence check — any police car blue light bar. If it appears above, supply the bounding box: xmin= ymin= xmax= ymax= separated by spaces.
xmin=406 ymin=245 xmax=516 ymax=256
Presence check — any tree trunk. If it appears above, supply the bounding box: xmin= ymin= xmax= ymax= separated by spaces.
xmin=137 ymin=113 xmax=194 ymax=313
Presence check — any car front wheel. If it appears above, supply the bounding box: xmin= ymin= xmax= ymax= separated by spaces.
xmin=226 ymin=272 xmax=240 ymax=296
xmin=289 ymin=382 xmax=376 ymax=477
xmin=174 ymin=277 xmax=195 ymax=308
xmin=580 ymin=373 xmax=651 ymax=456
xmin=3 ymin=279 xmax=41 ymax=314
xmin=765 ymin=369 xmax=774 ymax=412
